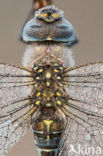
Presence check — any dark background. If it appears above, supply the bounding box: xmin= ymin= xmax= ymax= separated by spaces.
xmin=0 ymin=0 xmax=102 ymax=156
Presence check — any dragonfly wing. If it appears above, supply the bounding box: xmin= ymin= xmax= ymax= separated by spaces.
xmin=59 ymin=100 xmax=103 ymax=156
xmin=0 ymin=97 xmax=36 ymax=156
xmin=59 ymin=118 xmax=103 ymax=156
xmin=65 ymin=62 xmax=103 ymax=108
xmin=0 ymin=63 xmax=34 ymax=109
xmin=0 ymin=108 xmax=33 ymax=156
xmin=66 ymin=62 xmax=103 ymax=76
xmin=0 ymin=63 xmax=36 ymax=155
xmin=59 ymin=62 xmax=103 ymax=156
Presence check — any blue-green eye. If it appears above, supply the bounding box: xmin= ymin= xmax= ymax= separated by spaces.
xmin=22 ymin=14 xmax=77 ymax=46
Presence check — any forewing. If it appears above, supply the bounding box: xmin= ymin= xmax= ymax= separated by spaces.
xmin=65 ymin=62 xmax=103 ymax=108
xmin=0 ymin=63 xmax=35 ymax=156
xmin=0 ymin=63 xmax=34 ymax=109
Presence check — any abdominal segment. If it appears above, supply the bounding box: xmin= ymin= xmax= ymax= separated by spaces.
xmin=32 ymin=107 xmax=66 ymax=156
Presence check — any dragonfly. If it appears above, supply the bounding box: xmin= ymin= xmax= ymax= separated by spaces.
xmin=0 ymin=1 xmax=103 ymax=156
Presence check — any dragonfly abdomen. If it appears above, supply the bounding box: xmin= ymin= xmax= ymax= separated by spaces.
xmin=32 ymin=106 xmax=66 ymax=156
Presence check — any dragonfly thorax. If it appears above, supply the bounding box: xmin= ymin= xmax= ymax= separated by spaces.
xmin=29 ymin=65 xmax=69 ymax=108
xmin=22 ymin=44 xmax=75 ymax=68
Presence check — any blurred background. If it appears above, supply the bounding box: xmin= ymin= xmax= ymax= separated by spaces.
xmin=0 ymin=0 xmax=103 ymax=156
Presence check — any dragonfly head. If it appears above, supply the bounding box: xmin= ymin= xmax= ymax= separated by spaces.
xmin=36 ymin=5 xmax=63 ymax=23
xmin=21 ymin=5 xmax=78 ymax=46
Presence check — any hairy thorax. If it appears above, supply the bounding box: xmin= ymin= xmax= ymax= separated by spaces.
xmin=22 ymin=43 xmax=75 ymax=68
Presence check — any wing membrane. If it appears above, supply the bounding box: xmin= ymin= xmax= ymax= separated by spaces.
xmin=0 ymin=100 xmax=36 ymax=156
xmin=64 ymin=62 xmax=103 ymax=107
xmin=0 ymin=63 xmax=34 ymax=108
xmin=59 ymin=118 xmax=103 ymax=156
xmin=60 ymin=62 xmax=103 ymax=156
xmin=59 ymin=101 xmax=103 ymax=156
xmin=0 ymin=63 xmax=36 ymax=156
xmin=65 ymin=62 xmax=103 ymax=77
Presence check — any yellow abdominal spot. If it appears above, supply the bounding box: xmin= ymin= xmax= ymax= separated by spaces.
xmin=43 ymin=120 xmax=53 ymax=132
xmin=43 ymin=120 xmax=53 ymax=140
xmin=44 ymin=120 xmax=53 ymax=140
